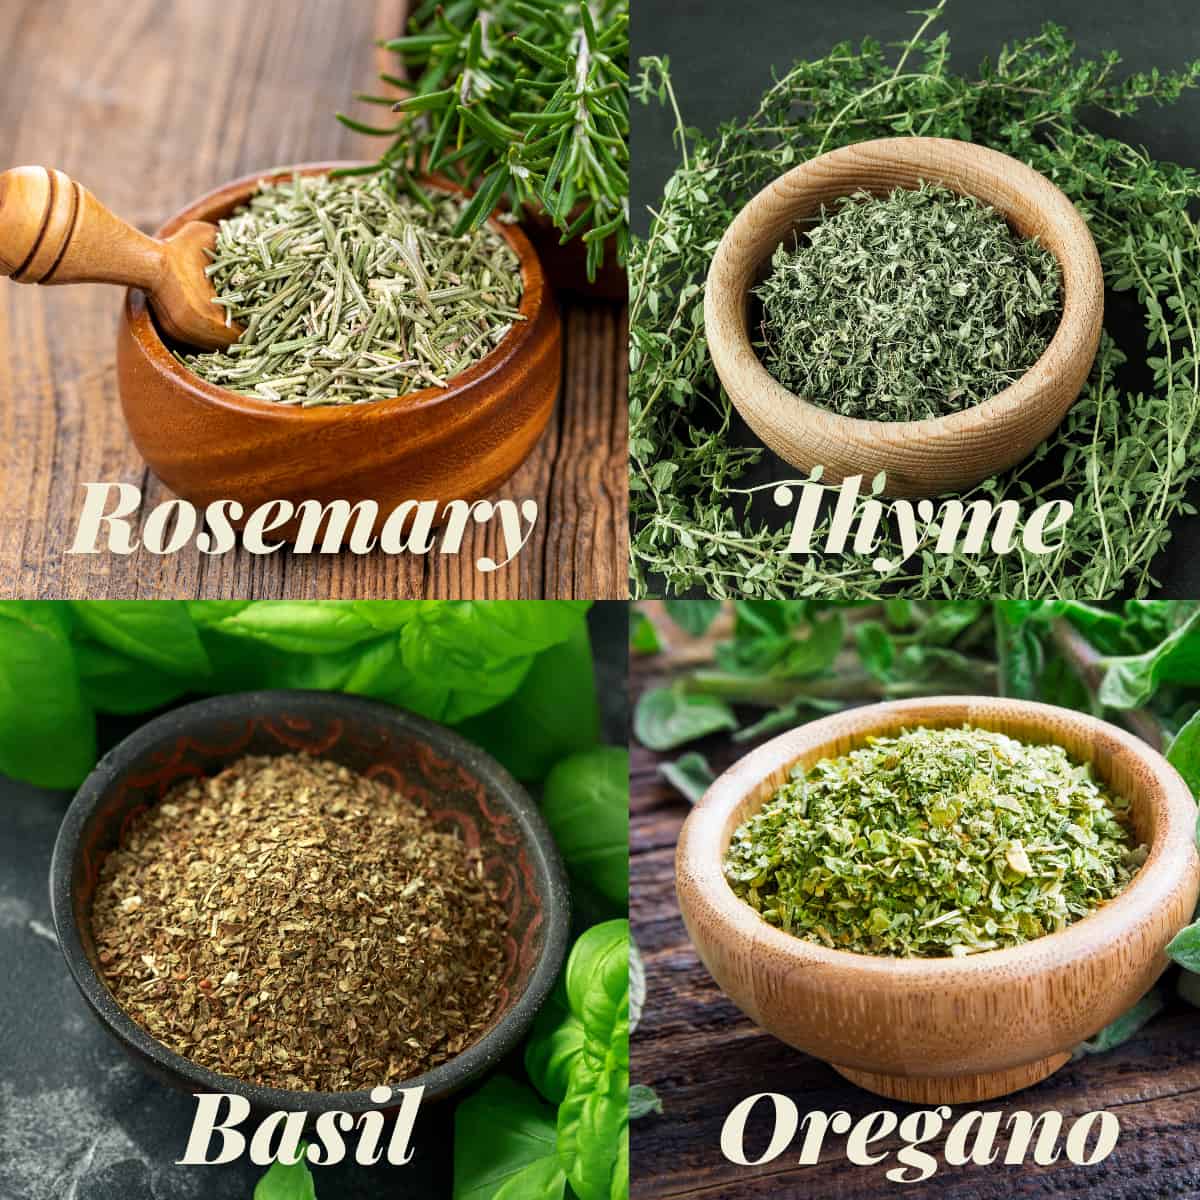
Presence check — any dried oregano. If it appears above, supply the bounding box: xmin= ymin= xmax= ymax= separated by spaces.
xmin=91 ymin=754 xmax=507 ymax=1091
xmin=178 ymin=173 xmax=524 ymax=405
xmin=724 ymin=726 xmax=1145 ymax=957
xmin=755 ymin=183 xmax=1062 ymax=421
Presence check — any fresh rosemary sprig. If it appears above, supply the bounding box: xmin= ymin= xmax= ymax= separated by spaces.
xmin=178 ymin=174 xmax=523 ymax=406
xmin=755 ymin=183 xmax=1062 ymax=421
xmin=629 ymin=4 xmax=1200 ymax=598
xmin=342 ymin=0 xmax=630 ymax=283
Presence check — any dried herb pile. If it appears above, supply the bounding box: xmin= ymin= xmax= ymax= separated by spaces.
xmin=92 ymin=753 xmax=507 ymax=1091
xmin=179 ymin=173 xmax=524 ymax=406
xmin=724 ymin=724 xmax=1144 ymax=957
xmin=630 ymin=4 xmax=1200 ymax=598
xmin=755 ymin=183 xmax=1062 ymax=421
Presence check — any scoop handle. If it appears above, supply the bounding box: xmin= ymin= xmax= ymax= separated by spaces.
xmin=0 ymin=166 xmax=165 ymax=290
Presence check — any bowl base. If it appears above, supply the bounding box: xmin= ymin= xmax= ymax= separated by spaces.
xmin=830 ymin=1053 xmax=1071 ymax=1104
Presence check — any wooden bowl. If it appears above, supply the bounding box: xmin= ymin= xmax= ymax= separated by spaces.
xmin=116 ymin=163 xmax=561 ymax=541
xmin=675 ymin=697 xmax=1200 ymax=1104
xmin=49 ymin=691 xmax=570 ymax=1112
xmin=704 ymin=138 xmax=1104 ymax=498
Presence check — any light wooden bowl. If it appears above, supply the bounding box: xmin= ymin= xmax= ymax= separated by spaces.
xmin=704 ymin=138 xmax=1104 ymax=498
xmin=117 ymin=163 xmax=561 ymax=542
xmin=675 ymin=697 xmax=1200 ymax=1104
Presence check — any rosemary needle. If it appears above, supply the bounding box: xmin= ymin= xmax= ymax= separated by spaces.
xmin=177 ymin=173 xmax=524 ymax=406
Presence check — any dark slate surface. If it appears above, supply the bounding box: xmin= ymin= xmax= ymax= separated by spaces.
xmin=630 ymin=0 xmax=1200 ymax=597
xmin=0 ymin=602 xmax=627 ymax=1200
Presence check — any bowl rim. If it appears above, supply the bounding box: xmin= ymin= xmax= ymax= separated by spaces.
xmin=703 ymin=135 xmax=1104 ymax=439
xmin=677 ymin=695 xmax=1198 ymax=984
xmin=49 ymin=689 xmax=571 ymax=1112
xmin=124 ymin=161 xmax=550 ymax=423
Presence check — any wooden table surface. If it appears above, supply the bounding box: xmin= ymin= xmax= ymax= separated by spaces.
xmin=630 ymin=604 xmax=1200 ymax=1199
xmin=0 ymin=0 xmax=627 ymax=600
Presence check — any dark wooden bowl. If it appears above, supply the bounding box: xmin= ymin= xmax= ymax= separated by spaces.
xmin=49 ymin=691 xmax=570 ymax=1113
xmin=116 ymin=163 xmax=562 ymax=542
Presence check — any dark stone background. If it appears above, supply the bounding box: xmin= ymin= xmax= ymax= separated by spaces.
xmin=631 ymin=0 xmax=1200 ymax=596
xmin=0 ymin=602 xmax=627 ymax=1200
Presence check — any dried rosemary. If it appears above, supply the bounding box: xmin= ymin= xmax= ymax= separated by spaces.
xmin=177 ymin=174 xmax=524 ymax=405
xmin=91 ymin=753 xmax=508 ymax=1091
xmin=754 ymin=183 xmax=1062 ymax=421
xmin=724 ymin=725 xmax=1144 ymax=957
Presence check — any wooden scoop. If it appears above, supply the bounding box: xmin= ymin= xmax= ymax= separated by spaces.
xmin=0 ymin=166 xmax=240 ymax=350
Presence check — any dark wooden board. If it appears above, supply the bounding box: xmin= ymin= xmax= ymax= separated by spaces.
xmin=0 ymin=0 xmax=627 ymax=600
xmin=629 ymin=606 xmax=1200 ymax=1199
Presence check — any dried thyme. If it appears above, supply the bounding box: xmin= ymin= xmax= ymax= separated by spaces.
xmin=91 ymin=753 xmax=508 ymax=1091
xmin=177 ymin=174 xmax=524 ymax=405
xmin=754 ymin=183 xmax=1062 ymax=421
xmin=724 ymin=725 xmax=1144 ymax=957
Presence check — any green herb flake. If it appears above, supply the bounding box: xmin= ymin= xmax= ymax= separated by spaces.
xmin=754 ymin=183 xmax=1062 ymax=422
xmin=724 ymin=724 xmax=1145 ymax=957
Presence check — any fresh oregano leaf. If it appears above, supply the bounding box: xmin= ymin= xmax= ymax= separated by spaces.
xmin=657 ymin=751 xmax=715 ymax=804
xmin=633 ymin=685 xmax=737 ymax=750
xmin=629 ymin=1085 xmax=663 ymax=1120
xmin=1167 ymin=921 xmax=1200 ymax=972
xmin=1072 ymin=988 xmax=1165 ymax=1058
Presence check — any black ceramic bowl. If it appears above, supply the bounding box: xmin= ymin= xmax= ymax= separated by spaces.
xmin=49 ymin=691 xmax=570 ymax=1113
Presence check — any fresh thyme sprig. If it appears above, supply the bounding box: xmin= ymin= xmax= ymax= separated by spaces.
xmin=629 ymin=4 xmax=1200 ymax=598
xmin=342 ymin=0 xmax=630 ymax=282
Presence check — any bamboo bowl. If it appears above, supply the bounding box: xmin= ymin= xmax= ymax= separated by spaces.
xmin=675 ymin=697 xmax=1200 ymax=1104
xmin=704 ymin=138 xmax=1104 ymax=498
xmin=117 ymin=163 xmax=561 ymax=541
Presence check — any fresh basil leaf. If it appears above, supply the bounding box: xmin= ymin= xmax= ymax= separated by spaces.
xmin=253 ymin=1147 xmax=316 ymax=1200
xmin=558 ymin=1062 xmax=628 ymax=1200
xmin=629 ymin=1085 xmax=662 ymax=1120
xmin=662 ymin=599 xmax=721 ymax=637
xmin=526 ymin=982 xmax=585 ymax=1107
xmin=633 ymin=685 xmax=736 ymax=750
xmin=0 ymin=603 xmax=95 ymax=788
xmin=657 ymin=751 xmax=714 ymax=804
xmin=453 ymin=1076 xmax=566 ymax=1200
xmin=71 ymin=601 xmax=211 ymax=677
xmin=1167 ymin=920 xmax=1200 ymax=972
xmin=461 ymin=621 xmax=600 ymax=782
xmin=198 ymin=601 xmax=378 ymax=655
xmin=185 ymin=601 xmax=253 ymax=625
xmin=558 ymin=921 xmax=629 ymax=1200
xmin=541 ymin=747 xmax=628 ymax=906
xmin=629 ymin=939 xmax=645 ymax=1036
xmin=1167 ymin=709 xmax=1200 ymax=799
xmin=75 ymin=642 xmax=189 ymax=715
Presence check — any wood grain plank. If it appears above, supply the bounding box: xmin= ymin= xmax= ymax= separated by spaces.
xmin=629 ymin=607 xmax=1200 ymax=1199
xmin=0 ymin=0 xmax=627 ymax=599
